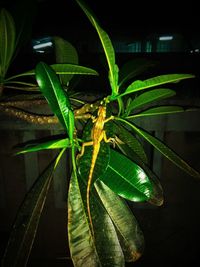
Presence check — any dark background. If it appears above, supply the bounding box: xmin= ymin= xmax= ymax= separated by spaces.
xmin=0 ymin=1 xmax=200 ymax=267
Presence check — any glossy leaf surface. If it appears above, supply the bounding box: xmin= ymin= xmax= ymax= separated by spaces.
xmin=35 ymin=62 xmax=72 ymax=132
xmin=126 ymin=88 xmax=176 ymax=115
xmin=68 ymin=174 xmax=124 ymax=267
xmin=100 ymin=149 xmax=153 ymax=201
xmin=95 ymin=180 xmax=144 ymax=262
xmin=118 ymin=74 xmax=194 ymax=98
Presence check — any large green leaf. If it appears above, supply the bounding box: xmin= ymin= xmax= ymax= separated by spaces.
xmin=35 ymin=62 xmax=72 ymax=133
xmin=126 ymin=88 xmax=176 ymax=115
xmin=116 ymin=118 xmax=200 ymax=178
xmin=75 ymin=0 xmax=118 ymax=95
xmin=0 ymin=8 xmax=16 ymax=77
xmin=117 ymin=74 xmax=195 ymax=98
xmin=68 ymin=174 xmax=124 ymax=267
xmin=1 ymin=150 xmax=65 ymax=267
xmin=100 ymin=149 xmax=153 ymax=201
xmin=95 ymin=180 xmax=144 ymax=262
xmin=116 ymin=141 xmax=163 ymax=206
xmin=53 ymin=36 xmax=79 ymax=85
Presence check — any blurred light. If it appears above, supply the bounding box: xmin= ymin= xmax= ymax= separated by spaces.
xmin=159 ymin=36 xmax=173 ymax=41
xmin=33 ymin=41 xmax=53 ymax=50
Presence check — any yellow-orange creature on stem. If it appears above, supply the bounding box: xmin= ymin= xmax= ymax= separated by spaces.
xmin=78 ymin=104 xmax=114 ymax=237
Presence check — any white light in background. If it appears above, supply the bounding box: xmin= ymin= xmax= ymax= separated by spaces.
xmin=33 ymin=41 xmax=53 ymax=50
xmin=159 ymin=36 xmax=173 ymax=41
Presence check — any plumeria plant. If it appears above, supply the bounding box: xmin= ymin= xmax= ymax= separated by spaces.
xmin=1 ymin=0 xmax=200 ymax=266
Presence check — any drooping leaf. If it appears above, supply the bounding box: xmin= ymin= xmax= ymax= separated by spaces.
xmin=114 ymin=122 xmax=148 ymax=164
xmin=35 ymin=62 xmax=72 ymax=133
xmin=119 ymin=58 xmax=157 ymax=88
xmin=126 ymin=88 xmax=176 ymax=115
xmin=0 ymin=8 xmax=16 ymax=77
xmin=1 ymin=150 xmax=65 ymax=267
xmin=117 ymin=74 xmax=195 ymax=98
xmin=68 ymin=174 xmax=124 ymax=267
xmin=116 ymin=118 xmax=200 ymax=178
xmin=16 ymin=137 xmax=70 ymax=154
xmin=95 ymin=180 xmax=144 ymax=262
xmin=100 ymin=149 xmax=153 ymax=201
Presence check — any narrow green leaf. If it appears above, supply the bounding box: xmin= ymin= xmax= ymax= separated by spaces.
xmin=118 ymin=74 xmax=195 ymax=98
xmin=75 ymin=0 xmax=118 ymax=95
xmin=114 ymin=123 xmax=148 ymax=164
xmin=126 ymin=88 xmax=176 ymax=115
xmin=16 ymin=138 xmax=70 ymax=154
xmin=129 ymin=105 xmax=185 ymax=118
xmin=0 ymin=8 xmax=16 ymax=77
xmin=100 ymin=149 xmax=153 ymax=201
xmin=6 ymin=63 xmax=98 ymax=81
xmin=35 ymin=62 xmax=72 ymax=132
xmin=95 ymin=180 xmax=144 ymax=262
xmin=51 ymin=63 xmax=98 ymax=76
xmin=116 ymin=118 xmax=200 ymax=178
xmin=1 ymin=150 xmax=65 ymax=267
xmin=68 ymin=174 xmax=124 ymax=267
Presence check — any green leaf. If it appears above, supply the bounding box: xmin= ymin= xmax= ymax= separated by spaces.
xmin=1 ymin=150 xmax=65 ymax=267
xmin=118 ymin=74 xmax=195 ymax=98
xmin=16 ymin=137 xmax=70 ymax=154
xmin=116 ymin=142 xmax=163 ymax=206
xmin=100 ymin=149 xmax=153 ymax=201
xmin=114 ymin=123 xmax=148 ymax=164
xmin=126 ymin=88 xmax=176 ymax=115
xmin=0 ymin=8 xmax=16 ymax=77
xmin=6 ymin=63 xmax=98 ymax=81
xmin=119 ymin=58 xmax=156 ymax=88
xmin=129 ymin=105 xmax=185 ymax=118
xmin=53 ymin=36 xmax=79 ymax=85
xmin=50 ymin=63 xmax=98 ymax=76
xmin=68 ymin=174 xmax=124 ymax=267
xmin=116 ymin=118 xmax=200 ymax=178
xmin=35 ymin=62 xmax=72 ymax=133
xmin=95 ymin=180 xmax=144 ymax=262
xmin=75 ymin=0 xmax=118 ymax=95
